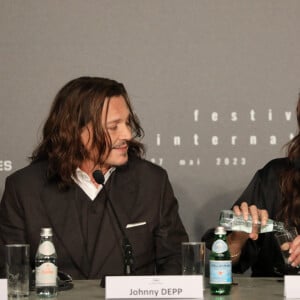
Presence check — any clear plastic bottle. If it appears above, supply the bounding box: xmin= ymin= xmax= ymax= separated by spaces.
xmin=35 ymin=227 xmax=58 ymax=298
xmin=209 ymin=226 xmax=232 ymax=295
xmin=219 ymin=210 xmax=285 ymax=233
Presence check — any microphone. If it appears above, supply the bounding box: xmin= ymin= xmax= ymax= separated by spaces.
xmin=92 ymin=170 xmax=134 ymax=276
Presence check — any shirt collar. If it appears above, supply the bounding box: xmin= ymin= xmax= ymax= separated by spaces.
xmin=72 ymin=167 xmax=116 ymax=200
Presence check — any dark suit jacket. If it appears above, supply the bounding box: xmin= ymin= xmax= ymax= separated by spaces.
xmin=0 ymin=156 xmax=188 ymax=279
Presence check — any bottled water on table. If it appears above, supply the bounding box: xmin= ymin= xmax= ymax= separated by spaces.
xmin=219 ymin=210 xmax=285 ymax=233
xmin=209 ymin=226 xmax=232 ymax=295
xmin=35 ymin=227 xmax=58 ymax=298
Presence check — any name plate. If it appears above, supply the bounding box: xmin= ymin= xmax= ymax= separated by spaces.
xmin=0 ymin=279 xmax=7 ymax=300
xmin=284 ymin=275 xmax=300 ymax=298
xmin=105 ymin=275 xmax=203 ymax=299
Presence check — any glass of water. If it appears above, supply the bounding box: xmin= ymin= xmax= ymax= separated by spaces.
xmin=274 ymin=226 xmax=300 ymax=275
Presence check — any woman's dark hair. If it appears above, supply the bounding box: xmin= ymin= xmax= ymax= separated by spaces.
xmin=31 ymin=76 xmax=145 ymax=189
xmin=279 ymin=95 xmax=300 ymax=230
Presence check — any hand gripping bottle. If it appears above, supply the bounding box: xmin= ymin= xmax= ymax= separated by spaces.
xmin=219 ymin=209 xmax=285 ymax=233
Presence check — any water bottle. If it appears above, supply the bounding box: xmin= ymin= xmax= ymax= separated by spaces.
xmin=209 ymin=226 xmax=232 ymax=295
xmin=35 ymin=227 xmax=58 ymax=298
xmin=219 ymin=210 xmax=285 ymax=233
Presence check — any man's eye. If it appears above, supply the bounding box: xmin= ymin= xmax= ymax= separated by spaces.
xmin=108 ymin=126 xmax=117 ymax=131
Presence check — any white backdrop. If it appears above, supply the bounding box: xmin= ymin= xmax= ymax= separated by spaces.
xmin=1 ymin=0 xmax=300 ymax=240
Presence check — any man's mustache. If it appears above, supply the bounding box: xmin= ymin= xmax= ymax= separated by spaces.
xmin=111 ymin=140 xmax=128 ymax=149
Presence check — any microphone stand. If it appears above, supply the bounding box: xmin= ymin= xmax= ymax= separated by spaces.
xmin=104 ymin=193 xmax=134 ymax=275
xmin=92 ymin=170 xmax=134 ymax=275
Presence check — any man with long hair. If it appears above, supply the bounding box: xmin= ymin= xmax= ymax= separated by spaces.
xmin=0 ymin=77 xmax=188 ymax=279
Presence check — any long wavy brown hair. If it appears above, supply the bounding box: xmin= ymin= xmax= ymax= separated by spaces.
xmin=279 ymin=96 xmax=300 ymax=230
xmin=31 ymin=76 xmax=145 ymax=190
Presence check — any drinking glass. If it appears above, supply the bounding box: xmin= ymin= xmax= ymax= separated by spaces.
xmin=274 ymin=227 xmax=300 ymax=275
xmin=5 ymin=244 xmax=30 ymax=298
xmin=182 ymin=242 xmax=205 ymax=276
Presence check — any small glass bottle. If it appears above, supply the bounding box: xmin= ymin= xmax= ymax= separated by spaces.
xmin=209 ymin=226 xmax=232 ymax=295
xmin=35 ymin=227 xmax=58 ymax=298
xmin=219 ymin=210 xmax=285 ymax=233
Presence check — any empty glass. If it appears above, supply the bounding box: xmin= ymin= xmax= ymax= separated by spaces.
xmin=182 ymin=242 xmax=205 ymax=276
xmin=5 ymin=244 xmax=30 ymax=298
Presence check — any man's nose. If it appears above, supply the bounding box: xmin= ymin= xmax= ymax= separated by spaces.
xmin=121 ymin=124 xmax=132 ymax=140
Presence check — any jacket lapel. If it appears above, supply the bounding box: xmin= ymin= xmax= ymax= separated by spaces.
xmin=110 ymin=162 xmax=139 ymax=221
xmin=90 ymin=162 xmax=139 ymax=276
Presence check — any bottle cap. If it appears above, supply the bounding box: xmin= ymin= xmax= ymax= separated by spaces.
xmin=214 ymin=226 xmax=226 ymax=235
xmin=40 ymin=227 xmax=53 ymax=237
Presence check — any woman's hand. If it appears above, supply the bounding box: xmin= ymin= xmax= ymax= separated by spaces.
xmin=232 ymin=202 xmax=269 ymax=240
xmin=288 ymin=235 xmax=300 ymax=267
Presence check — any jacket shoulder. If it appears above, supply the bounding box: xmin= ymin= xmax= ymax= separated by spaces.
xmin=128 ymin=156 xmax=167 ymax=176
xmin=5 ymin=160 xmax=48 ymax=185
xmin=259 ymin=158 xmax=289 ymax=174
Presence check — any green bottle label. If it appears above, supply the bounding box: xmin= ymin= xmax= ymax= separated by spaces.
xmin=212 ymin=239 xmax=228 ymax=253
xmin=210 ymin=260 xmax=232 ymax=284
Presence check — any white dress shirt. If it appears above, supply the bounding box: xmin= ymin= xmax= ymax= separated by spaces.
xmin=72 ymin=167 xmax=115 ymax=200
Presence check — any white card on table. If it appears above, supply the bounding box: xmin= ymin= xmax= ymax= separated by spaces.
xmin=284 ymin=275 xmax=300 ymax=298
xmin=0 ymin=279 xmax=7 ymax=300
xmin=105 ymin=275 xmax=203 ymax=299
